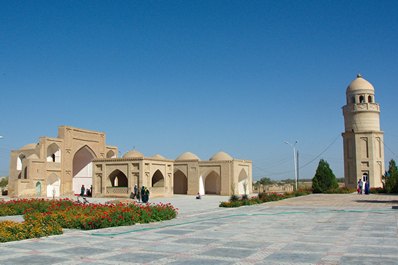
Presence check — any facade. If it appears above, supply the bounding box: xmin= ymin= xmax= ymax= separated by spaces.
xmin=8 ymin=126 xmax=118 ymax=197
xmin=342 ymin=74 xmax=384 ymax=188
xmin=8 ymin=126 xmax=252 ymax=198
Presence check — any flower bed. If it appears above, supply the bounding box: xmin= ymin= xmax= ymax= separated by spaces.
xmin=219 ymin=190 xmax=311 ymax=207
xmin=0 ymin=213 xmax=62 ymax=243
xmin=0 ymin=199 xmax=178 ymax=242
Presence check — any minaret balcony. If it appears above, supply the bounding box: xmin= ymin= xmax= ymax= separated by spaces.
xmin=345 ymin=103 xmax=380 ymax=113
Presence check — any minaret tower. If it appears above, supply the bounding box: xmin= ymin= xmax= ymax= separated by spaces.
xmin=342 ymin=74 xmax=384 ymax=188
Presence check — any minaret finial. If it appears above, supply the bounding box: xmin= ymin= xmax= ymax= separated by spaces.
xmin=357 ymin=73 xmax=362 ymax=78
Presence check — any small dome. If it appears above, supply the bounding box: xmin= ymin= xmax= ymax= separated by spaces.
xmin=20 ymin=143 xmax=37 ymax=150
xmin=151 ymin=154 xmax=166 ymax=160
xmin=209 ymin=151 xmax=233 ymax=161
xmin=176 ymin=152 xmax=200 ymax=161
xmin=123 ymin=150 xmax=144 ymax=159
xmin=347 ymin=74 xmax=374 ymax=94
xmin=27 ymin=154 xmax=39 ymax=160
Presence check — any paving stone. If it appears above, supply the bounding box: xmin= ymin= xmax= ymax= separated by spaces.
xmin=264 ymin=252 xmax=323 ymax=263
xmin=0 ymin=254 xmax=69 ymax=265
xmin=53 ymin=246 xmax=110 ymax=256
xmin=104 ymin=252 xmax=167 ymax=263
xmin=201 ymin=247 xmax=255 ymax=259
xmin=167 ymin=258 xmax=231 ymax=265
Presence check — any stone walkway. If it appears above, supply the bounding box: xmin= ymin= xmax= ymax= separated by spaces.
xmin=1 ymin=194 xmax=398 ymax=265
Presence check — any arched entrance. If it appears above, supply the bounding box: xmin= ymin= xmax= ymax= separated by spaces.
xmin=205 ymin=171 xmax=221 ymax=195
xmin=46 ymin=173 xmax=60 ymax=198
xmin=152 ymin=170 xmax=165 ymax=187
xmin=47 ymin=143 xmax=61 ymax=162
xmin=73 ymin=145 xmax=96 ymax=195
xmin=36 ymin=181 xmax=42 ymax=196
xmin=108 ymin=169 xmax=128 ymax=187
xmin=173 ymin=170 xmax=187 ymax=194
xmin=238 ymin=168 xmax=249 ymax=195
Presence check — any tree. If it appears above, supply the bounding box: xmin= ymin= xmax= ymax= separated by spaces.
xmin=256 ymin=177 xmax=273 ymax=186
xmin=0 ymin=177 xmax=8 ymax=188
xmin=383 ymin=159 xmax=398 ymax=193
xmin=312 ymin=159 xmax=338 ymax=193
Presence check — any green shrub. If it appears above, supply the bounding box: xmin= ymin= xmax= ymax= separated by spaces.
xmin=312 ymin=159 xmax=338 ymax=193
xmin=229 ymin=194 xmax=239 ymax=202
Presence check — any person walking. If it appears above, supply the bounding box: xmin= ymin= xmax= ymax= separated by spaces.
xmin=80 ymin=185 xmax=85 ymax=196
xmin=134 ymin=184 xmax=138 ymax=199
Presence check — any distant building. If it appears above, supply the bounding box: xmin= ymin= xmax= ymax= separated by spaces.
xmin=8 ymin=126 xmax=252 ymax=198
xmin=342 ymin=75 xmax=384 ymax=188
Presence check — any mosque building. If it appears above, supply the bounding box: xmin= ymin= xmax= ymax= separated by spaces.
xmin=342 ymin=74 xmax=384 ymax=188
xmin=8 ymin=126 xmax=252 ymax=198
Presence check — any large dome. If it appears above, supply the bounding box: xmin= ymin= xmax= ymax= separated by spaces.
xmin=176 ymin=152 xmax=200 ymax=161
xmin=151 ymin=154 xmax=167 ymax=160
xmin=347 ymin=74 xmax=374 ymax=94
xmin=27 ymin=154 xmax=39 ymax=160
xmin=209 ymin=151 xmax=233 ymax=161
xmin=20 ymin=143 xmax=37 ymax=150
xmin=123 ymin=150 xmax=144 ymax=159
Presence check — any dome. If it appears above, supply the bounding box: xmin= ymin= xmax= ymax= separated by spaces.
xmin=209 ymin=151 xmax=233 ymax=161
xmin=151 ymin=154 xmax=167 ymax=160
xmin=346 ymin=74 xmax=374 ymax=94
xmin=20 ymin=143 xmax=37 ymax=150
xmin=123 ymin=150 xmax=144 ymax=159
xmin=27 ymin=154 xmax=39 ymax=160
xmin=176 ymin=152 xmax=200 ymax=161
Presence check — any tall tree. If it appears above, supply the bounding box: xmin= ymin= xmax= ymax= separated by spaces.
xmin=312 ymin=159 xmax=338 ymax=193
xmin=383 ymin=159 xmax=398 ymax=193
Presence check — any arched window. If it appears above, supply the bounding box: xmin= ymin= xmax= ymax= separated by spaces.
xmin=47 ymin=143 xmax=61 ymax=162
xmin=368 ymin=96 xmax=372 ymax=103
xmin=359 ymin=95 xmax=365 ymax=103
xmin=106 ymin=150 xmax=116 ymax=158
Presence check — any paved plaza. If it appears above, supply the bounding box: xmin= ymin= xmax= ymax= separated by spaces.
xmin=1 ymin=194 xmax=398 ymax=265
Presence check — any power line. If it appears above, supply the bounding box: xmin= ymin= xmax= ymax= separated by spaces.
xmin=299 ymin=134 xmax=341 ymax=170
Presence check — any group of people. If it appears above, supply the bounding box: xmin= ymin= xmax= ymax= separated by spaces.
xmin=129 ymin=184 xmax=150 ymax=203
xmin=357 ymin=179 xmax=370 ymax=195
xmin=80 ymin=184 xmax=93 ymax=197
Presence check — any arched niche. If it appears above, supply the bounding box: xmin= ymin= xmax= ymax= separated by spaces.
xmin=152 ymin=170 xmax=165 ymax=187
xmin=173 ymin=170 xmax=187 ymax=194
xmin=72 ymin=145 xmax=96 ymax=195
xmin=205 ymin=171 xmax=221 ymax=195
xmin=108 ymin=169 xmax=128 ymax=187
xmin=237 ymin=168 xmax=249 ymax=195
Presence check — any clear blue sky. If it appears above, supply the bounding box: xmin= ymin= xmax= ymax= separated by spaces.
xmin=1 ymin=0 xmax=398 ymax=180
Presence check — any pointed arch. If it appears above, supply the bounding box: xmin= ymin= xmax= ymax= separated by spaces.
xmin=36 ymin=181 xmax=42 ymax=196
xmin=17 ymin=154 xmax=25 ymax=171
xmin=238 ymin=168 xmax=249 ymax=195
xmin=106 ymin=150 xmax=116 ymax=158
xmin=72 ymin=145 xmax=96 ymax=195
xmin=173 ymin=169 xmax=187 ymax=194
xmin=46 ymin=173 xmax=60 ymax=198
xmin=152 ymin=170 xmax=164 ymax=187
xmin=205 ymin=171 xmax=221 ymax=195
xmin=108 ymin=169 xmax=128 ymax=187
xmin=47 ymin=143 xmax=61 ymax=162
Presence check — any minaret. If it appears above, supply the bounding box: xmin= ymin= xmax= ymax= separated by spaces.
xmin=342 ymin=74 xmax=384 ymax=188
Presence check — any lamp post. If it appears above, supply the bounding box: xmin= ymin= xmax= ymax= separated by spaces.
xmin=284 ymin=140 xmax=298 ymax=191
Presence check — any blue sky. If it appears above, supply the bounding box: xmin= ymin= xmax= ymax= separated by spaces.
xmin=1 ymin=0 xmax=398 ymax=180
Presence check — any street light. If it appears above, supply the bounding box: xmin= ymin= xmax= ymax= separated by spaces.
xmin=285 ymin=140 xmax=298 ymax=191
